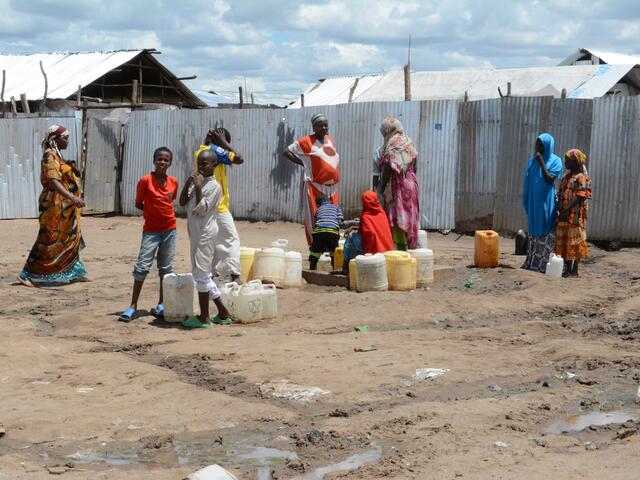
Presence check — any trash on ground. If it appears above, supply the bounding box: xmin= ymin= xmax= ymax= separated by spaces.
xmin=0 ymin=426 xmax=5 ymax=437
xmin=489 ymin=384 xmax=502 ymax=392
xmin=564 ymin=371 xmax=577 ymax=379
xmin=354 ymin=347 xmax=377 ymax=352
xmin=494 ymin=441 xmax=508 ymax=448
xmin=46 ymin=466 xmax=68 ymax=475
xmin=354 ymin=325 xmax=369 ymax=332
xmin=414 ymin=368 xmax=449 ymax=380
xmin=464 ymin=279 xmax=474 ymax=288
xmin=76 ymin=387 xmax=94 ymax=393
xmin=185 ymin=464 xmax=239 ymax=480
xmin=259 ymin=380 xmax=330 ymax=402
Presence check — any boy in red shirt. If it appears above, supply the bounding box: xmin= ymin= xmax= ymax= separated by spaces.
xmin=119 ymin=147 xmax=178 ymax=322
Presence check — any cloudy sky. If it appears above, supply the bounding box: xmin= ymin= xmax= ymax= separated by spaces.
xmin=1 ymin=0 xmax=639 ymax=104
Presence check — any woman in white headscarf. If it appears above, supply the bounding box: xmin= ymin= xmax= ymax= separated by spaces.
xmin=17 ymin=125 xmax=88 ymax=287
xmin=376 ymin=117 xmax=420 ymax=250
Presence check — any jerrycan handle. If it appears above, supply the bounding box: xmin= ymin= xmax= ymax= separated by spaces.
xmin=224 ymin=281 xmax=239 ymax=291
xmin=247 ymin=279 xmax=263 ymax=289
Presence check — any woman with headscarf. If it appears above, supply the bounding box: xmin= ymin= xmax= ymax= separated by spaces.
xmin=282 ymin=113 xmax=340 ymax=246
xmin=376 ymin=117 xmax=419 ymax=250
xmin=522 ymin=133 xmax=563 ymax=273
xmin=17 ymin=125 xmax=88 ymax=287
xmin=555 ymin=149 xmax=592 ymax=277
xmin=340 ymin=190 xmax=395 ymax=272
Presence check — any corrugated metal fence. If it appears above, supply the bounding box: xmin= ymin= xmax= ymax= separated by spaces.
xmin=3 ymin=97 xmax=640 ymax=241
xmin=0 ymin=115 xmax=81 ymax=219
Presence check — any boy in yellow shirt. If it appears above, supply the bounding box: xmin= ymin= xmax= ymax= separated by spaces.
xmin=194 ymin=128 xmax=244 ymax=283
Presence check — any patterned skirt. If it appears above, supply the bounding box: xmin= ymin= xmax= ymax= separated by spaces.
xmin=555 ymin=222 xmax=588 ymax=261
xmin=522 ymin=232 xmax=556 ymax=273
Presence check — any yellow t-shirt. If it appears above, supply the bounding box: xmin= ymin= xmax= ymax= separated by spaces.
xmin=194 ymin=145 xmax=236 ymax=213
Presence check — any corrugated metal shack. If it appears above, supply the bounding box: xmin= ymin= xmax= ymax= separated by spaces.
xmin=2 ymin=96 xmax=639 ymax=242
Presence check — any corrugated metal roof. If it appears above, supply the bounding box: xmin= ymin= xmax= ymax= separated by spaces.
xmin=357 ymin=66 xmax=625 ymax=102
xmin=0 ymin=50 xmax=142 ymax=101
xmin=288 ymin=74 xmax=384 ymax=108
xmin=559 ymin=47 xmax=640 ymax=66
xmin=296 ymin=65 xmax=637 ymax=106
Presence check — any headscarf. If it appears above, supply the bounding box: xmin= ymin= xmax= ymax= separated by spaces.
xmin=565 ymin=148 xmax=588 ymax=174
xmin=360 ymin=190 xmax=394 ymax=254
xmin=311 ymin=113 xmax=328 ymax=127
xmin=42 ymin=124 xmax=69 ymax=149
xmin=379 ymin=117 xmax=417 ymax=174
xmin=522 ymin=133 xmax=563 ymax=237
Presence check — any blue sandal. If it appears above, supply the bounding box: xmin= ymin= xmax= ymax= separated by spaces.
xmin=118 ymin=307 xmax=136 ymax=322
xmin=150 ymin=304 xmax=164 ymax=318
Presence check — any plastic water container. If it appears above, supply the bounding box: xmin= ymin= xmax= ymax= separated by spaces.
xmin=546 ymin=254 xmax=564 ymax=278
xmin=355 ymin=253 xmax=388 ymax=292
xmin=474 ymin=230 xmax=500 ymax=268
xmin=317 ymin=252 xmax=332 ymax=272
xmin=408 ymin=248 xmax=434 ymax=286
xmin=410 ymin=257 xmax=417 ymax=290
xmin=270 ymin=238 xmax=289 ymax=249
xmin=515 ymin=230 xmax=528 ymax=256
xmin=418 ymin=230 xmax=428 ymax=249
xmin=253 ymin=247 xmax=285 ymax=286
xmin=348 ymin=259 xmax=357 ymax=291
xmin=239 ymin=247 xmax=256 ymax=283
xmin=384 ymin=251 xmax=414 ymax=291
xmin=334 ymin=246 xmax=344 ymax=271
xmin=283 ymin=251 xmax=303 ymax=287
xmin=339 ymin=238 xmax=346 ymax=248
xmin=236 ymin=282 xmax=263 ymax=323
xmin=162 ymin=273 xmax=199 ymax=323
xmin=220 ymin=282 xmax=239 ymax=318
xmin=261 ymin=283 xmax=278 ymax=319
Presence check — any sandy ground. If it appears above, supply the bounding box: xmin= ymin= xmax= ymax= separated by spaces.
xmin=1 ymin=216 xmax=639 ymax=480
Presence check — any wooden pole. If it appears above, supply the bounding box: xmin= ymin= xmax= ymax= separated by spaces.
xmin=76 ymin=85 xmax=82 ymax=107
xmin=131 ymin=79 xmax=139 ymax=106
xmin=404 ymin=64 xmax=411 ymax=101
xmin=20 ymin=94 xmax=30 ymax=114
xmin=464 ymin=90 xmax=469 ymax=102
xmin=300 ymin=94 xmax=305 ymax=107
xmin=507 ymin=82 xmax=512 ymax=97
xmin=238 ymin=86 xmax=244 ymax=109
xmin=561 ymin=88 xmax=567 ymax=99
xmin=348 ymin=77 xmax=360 ymax=103
xmin=10 ymin=96 xmax=17 ymax=117
xmin=1 ymin=70 xmax=5 ymax=118
xmin=250 ymin=92 xmax=255 ymax=104
xmin=39 ymin=60 xmax=48 ymax=104
xmin=80 ymin=100 xmax=89 ymax=195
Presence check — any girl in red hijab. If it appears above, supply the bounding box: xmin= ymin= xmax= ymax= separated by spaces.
xmin=341 ymin=191 xmax=394 ymax=272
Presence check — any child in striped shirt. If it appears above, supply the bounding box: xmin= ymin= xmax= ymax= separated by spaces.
xmin=310 ymin=194 xmax=343 ymax=270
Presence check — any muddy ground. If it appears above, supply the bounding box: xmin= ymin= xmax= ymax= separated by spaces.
xmin=1 ymin=216 xmax=639 ymax=480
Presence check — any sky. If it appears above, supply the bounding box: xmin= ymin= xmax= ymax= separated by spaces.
xmin=1 ymin=0 xmax=640 ymax=105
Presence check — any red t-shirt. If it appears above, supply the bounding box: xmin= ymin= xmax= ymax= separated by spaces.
xmin=135 ymin=173 xmax=178 ymax=232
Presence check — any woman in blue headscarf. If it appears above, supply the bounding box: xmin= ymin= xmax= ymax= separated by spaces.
xmin=522 ymin=133 xmax=563 ymax=273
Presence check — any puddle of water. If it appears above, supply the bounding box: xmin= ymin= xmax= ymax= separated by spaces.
xmin=236 ymin=446 xmax=298 ymax=480
xmin=545 ymin=411 xmax=640 ymax=434
xmin=299 ymin=446 xmax=382 ymax=480
xmin=67 ymin=449 xmax=140 ymax=465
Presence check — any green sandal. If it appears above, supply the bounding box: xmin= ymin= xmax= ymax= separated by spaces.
xmin=182 ymin=316 xmax=213 ymax=329
xmin=212 ymin=315 xmax=232 ymax=325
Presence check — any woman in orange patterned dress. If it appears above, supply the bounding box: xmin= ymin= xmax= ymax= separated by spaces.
xmin=17 ymin=125 xmax=88 ymax=287
xmin=282 ymin=113 xmax=340 ymax=246
xmin=555 ymin=149 xmax=592 ymax=277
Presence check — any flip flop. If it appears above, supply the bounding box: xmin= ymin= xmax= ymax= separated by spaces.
xmin=182 ymin=316 xmax=213 ymax=329
xmin=118 ymin=307 xmax=136 ymax=322
xmin=212 ymin=315 xmax=232 ymax=325
xmin=150 ymin=304 xmax=164 ymax=318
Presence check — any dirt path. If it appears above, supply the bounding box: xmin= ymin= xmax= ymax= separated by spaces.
xmin=1 ymin=217 xmax=639 ymax=479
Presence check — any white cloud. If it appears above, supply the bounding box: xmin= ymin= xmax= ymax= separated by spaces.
xmin=1 ymin=0 xmax=639 ymax=105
